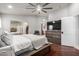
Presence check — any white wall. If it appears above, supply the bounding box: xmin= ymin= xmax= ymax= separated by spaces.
xmin=1 ymin=14 xmax=47 ymax=34
xmin=49 ymin=3 xmax=79 ymax=21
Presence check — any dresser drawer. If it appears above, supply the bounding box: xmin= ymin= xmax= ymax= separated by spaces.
xmin=47 ymin=37 xmax=61 ymax=44
xmin=46 ymin=30 xmax=61 ymax=45
xmin=46 ymin=35 xmax=61 ymax=38
xmin=46 ymin=31 xmax=61 ymax=36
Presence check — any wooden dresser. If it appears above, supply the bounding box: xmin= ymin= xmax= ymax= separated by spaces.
xmin=46 ymin=30 xmax=61 ymax=45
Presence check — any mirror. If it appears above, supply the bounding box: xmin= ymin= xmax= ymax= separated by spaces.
xmin=10 ymin=20 xmax=29 ymax=34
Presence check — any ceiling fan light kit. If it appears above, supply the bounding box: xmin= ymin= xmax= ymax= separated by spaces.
xmin=36 ymin=5 xmax=42 ymax=11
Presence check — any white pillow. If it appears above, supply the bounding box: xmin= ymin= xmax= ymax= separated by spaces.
xmin=0 ymin=29 xmax=12 ymax=45
xmin=0 ymin=38 xmax=7 ymax=47
xmin=1 ymin=33 xmax=12 ymax=45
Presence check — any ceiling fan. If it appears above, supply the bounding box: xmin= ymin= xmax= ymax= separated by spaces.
xmin=26 ymin=3 xmax=53 ymax=14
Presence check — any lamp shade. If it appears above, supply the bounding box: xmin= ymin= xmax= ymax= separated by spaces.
xmin=49 ymin=25 xmax=53 ymax=30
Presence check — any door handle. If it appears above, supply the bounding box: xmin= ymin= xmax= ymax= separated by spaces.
xmin=61 ymin=32 xmax=63 ymax=34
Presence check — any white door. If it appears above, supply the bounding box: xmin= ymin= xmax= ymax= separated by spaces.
xmin=61 ymin=17 xmax=75 ymax=47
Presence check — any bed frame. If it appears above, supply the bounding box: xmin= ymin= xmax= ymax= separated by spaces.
xmin=18 ymin=43 xmax=52 ymax=56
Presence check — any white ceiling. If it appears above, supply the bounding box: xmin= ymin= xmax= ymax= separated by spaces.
xmin=0 ymin=3 xmax=71 ymax=16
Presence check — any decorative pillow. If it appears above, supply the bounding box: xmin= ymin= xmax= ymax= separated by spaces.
xmin=0 ymin=29 xmax=12 ymax=47
xmin=0 ymin=29 xmax=12 ymax=45
xmin=0 ymin=29 xmax=7 ymax=47
xmin=0 ymin=38 xmax=7 ymax=47
xmin=1 ymin=32 xmax=12 ymax=45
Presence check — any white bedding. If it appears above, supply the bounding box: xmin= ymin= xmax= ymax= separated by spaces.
xmin=10 ymin=34 xmax=48 ymax=52
xmin=22 ymin=34 xmax=48 ymax=49
xmin=11 ymin=35 xmax=33 ymax=52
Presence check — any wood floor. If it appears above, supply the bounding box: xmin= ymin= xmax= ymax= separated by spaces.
xmin=46 ymin=44 xmax=79 ymax=56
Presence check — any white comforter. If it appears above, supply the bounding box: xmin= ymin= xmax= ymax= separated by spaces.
xmin=22 ymin=34 xmax=48 ymax=49
xmin=11 ymin=35 xmax=33 ymax=52
xmin=10 ymin=34 xmax=48 ymax=52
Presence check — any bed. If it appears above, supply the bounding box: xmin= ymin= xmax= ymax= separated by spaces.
xmin=0 ymin=28 xmax=50 ymax=56
xmin=19 ymin=42 xmax=51 ymax=56
xmin=11 ymin=34 xmax=49 ymax=55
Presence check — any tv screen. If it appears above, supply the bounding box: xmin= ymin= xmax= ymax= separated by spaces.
xmin=47 ymin=20 xmax=61 ymax=30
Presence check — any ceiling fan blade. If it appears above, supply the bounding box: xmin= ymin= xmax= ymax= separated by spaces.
xmin=26 ymin=8 xmax=35 ymax=9
xmin=42 ymin=10 xmax=47 ymax=13
xmin=32 ymin=10 xmax=36 ymax=13
xmin=42 ymin=3 xmax=50 ymax=7
xmin=43 ymin=8 xmax=53 ymax=9
xmin=29 ymin=3 xmax=35 ymax=7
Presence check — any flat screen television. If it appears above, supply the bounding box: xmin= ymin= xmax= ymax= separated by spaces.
xmin=47 ymin=20 xmax=61 ymax=30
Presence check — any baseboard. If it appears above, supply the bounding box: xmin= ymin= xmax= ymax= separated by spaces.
xmin=74 ymin=46 xmax=79 ymax=50
xmin=61 ymin=45 xmax=74 ymax=48
xmin=61 ymin=44 xmax=79 ymax=50
xmin=61 ymin=44 xmax=74 ymax=47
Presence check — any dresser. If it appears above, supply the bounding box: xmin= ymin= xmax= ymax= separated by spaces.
xmin=46 ymin=30 xmax=61 ymax=45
